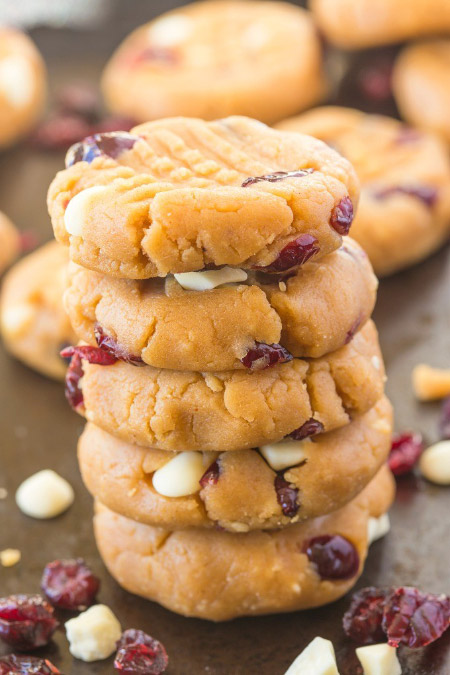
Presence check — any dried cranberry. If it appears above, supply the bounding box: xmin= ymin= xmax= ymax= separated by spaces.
xmin=41 ymin=558 xmax=100 ymax=611
xmin=114 ymin=629 xmax=169 ymax=674
xmin=274 ymin=475 xmax=299 ymax=517
xmin=241 ymin=342 xmax=293 ymax=370
xmin=303 ymin=535 xmax=359 ymax=580
xmin=0 ymin=655 xmax=61 ymax=675
xmin=94 ymin=324 xmax=145 ymax=366
xmin=345 ymin=315 xmax=362 ymax=344
xmin=375 ymin=185 xmax=437 ymax=208
xmin=383 ymin=587 xmax=450 ymax=648
xmin=255 ymin=234 xmax=320 ymax=273
xmin=61 ymin=345 xmax=117 ymax=410
xmin=0 ymin=595 xmax=58 ymax=651
xmin=132 ymin=46 xmax=179 ymax=66
xmin=330 ymin=196 xmax=354 ymax=235
xmin=18 ymin=231 xmax=39 ymax=253
xmin=199 ymin=461 xmax=220 ymax=488
xmin=343 ymin=586 xmax=390 ymax=644
xmin=288 ymin=418 xmax=324 ymax=440
xmin=31 ymin=113 xmax=92 ymax=150
xmin=388 ymin=432 xmax=424 ymax=476
xmin=395 ymin=127 xmax=422 ymax=144
xmin=439 ymin=397 xmax=450 ymax=440
xmin=60 ymin=345 xmax=117 ymax=366
xmin=241 ymin=169 xmax=314 ymax=187
xmin=358 ymin=60 xmax=393 ymax=102
xmin=65 ymin=132 xmax=140 ymax=167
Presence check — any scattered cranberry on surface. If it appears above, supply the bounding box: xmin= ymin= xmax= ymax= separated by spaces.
xmin=439 ymin=397 xmax=450 ymax=440
xmin=343 ymin=586 xmax=390 ymax=644
xmin=388 ymin=432 xmax=424 ymax=476
xmin=199 ymin=461 xmax=220 ymax=488
xmin=241 ymin=341 xmax=293 ymax=370
xmin=0 ymin=655 xmax=61 ymax=675
xmin=383 ymin=587 xmax=450 ymax=649
xmin=330 ymin=196 xmax=354 ymax=235
xmin=375 ymin=185 xmax=437 ymax=208
xmin=94 ymin=323 xmax=145 ymax=366
xmin=0 ymin=594 xmax=58 ymax=651
xmin=255 ymin=234 xmax=320 ymax=273
xmin=41 ymin=558 xmax=100 ymax=611
xmin=288 ymin=418 xmax=324 ymax=441
xmin=303 ymin=535 xmax=359 ymax=580
xmin=241 ymin=168 xmax=314 ymax=187
xmin=274 ymin=475 xmax=299 ymax=518
xmin=114 ymin=629 xmax=169 ymax=674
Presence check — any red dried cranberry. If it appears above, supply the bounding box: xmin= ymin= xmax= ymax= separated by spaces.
xmin=330 ymin=196 xmax=354 ymax=235
xmin=255 ymin=234 xmax=320 ymax=273
xmin=241 ymin=342 xmax=293 ymax=370
xmin=383 ymin=587 xmax=450 ymax=648
xmin=388 ymin=432 xmax=424 ymax=476
xmin=274 ymin=475 xmax=299 ymax=517
xmin=31 ymin=113 xmax=92 ymax=150
xmin=41 ymin=558 xmax=100 ymax=611
xmin=60 ymin=345 xmax=117 ymax=366
xmin=375 ymin=185 xmax=437 ymax=208
xmin=61 ymin=345 xmax=117 ymax=410
xmin=65 ymin=132 xmax=140 ymax=167
xmin=343 ymin=586 xmax=390 ymax=644
xmin=0 ymin=655 xmax=61 ymax=675
xmin=0 ymin=595 xmax=58 ymax=651
xmin=132 ymin=46 xmax=179 ymax=66
xmin=288 ymin=418 xmax=324 ymax=440
xmin=303 ymin=535 xmax=359 ymax=580
xmin=345 ymin=315 xmax=362 ymax=344
xmin=241 ymin=169 xmax=314 ymax=187
xmin=358 ymin=60 xmax=393 ymax=102
xmin=199 ymin=461 xmax=220 ymax=488
xmin=439 ymin=397 xmax=450 ymax=440
xmin=114 ymin=629 xmax=169 ymax=674
xmin=94 ymin=324 xmax=145 ymax=366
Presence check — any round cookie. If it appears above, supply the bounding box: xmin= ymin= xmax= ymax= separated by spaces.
xmin=0 ymin=211 xmax=20 ymax=274
xmin=393 ymin=40 xmax=450 ymax=145
xmin=64 ymin=238 xmax=377 ymax=370
xmin=47 ymin=116 xmax=359 ymax=279
xmin=72 ymin=321 xmax=385 ymax=452
xmin=309 ymin=0 xmax=450 ymax=50
xmin=101 ymin=1 xmax=325 ymax=125
xmin=94 ymin=465 xmax=395 ymax=621
xmin=79 ymin=396 xmax=392 ymax=532
xmin=277 ymin=107 xmax=450 ymax=276
xmin=0 ymin=28 xmax=46 ymax=148
xmin=0 ymin=241 xmax=77 ymax=380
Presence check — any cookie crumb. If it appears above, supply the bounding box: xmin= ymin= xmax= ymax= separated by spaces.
xmin=412 ymin=364 xmax=450 ymax=400
xmin=0 ymin=548 xmax=21 ymax=567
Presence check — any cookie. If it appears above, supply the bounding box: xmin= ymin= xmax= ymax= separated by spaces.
xmin=73 ymin=321 xmax=385 ymax=452
xmin=79 ymin=396 xmax=392 ymax=532
xmin=0 ymin=211 xmax=20 ymax=274
xmin=94 ymin=465 xmax=395 ymax=621
xmin=310 ymin=0 xmax=450 ymax=50
xmin=101 ymin=1 xmax=325 ymax=125
xmin=0 ymin=28 xmax=46 ymax=148
xmin=0 ymin=242 xmax=77 ymax=380
xmin=277 ymin=107 xmax=450 ymax=276
xmin=64 ymin=237 xmax=377 ymax=371
xmin=393 ymin=40 xmax=450 ymax=145
xmin=47 ymin=116 xmax=359 ymax=279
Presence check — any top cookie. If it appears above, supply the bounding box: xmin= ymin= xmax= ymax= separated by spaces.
xmin=102 ymin=0 xmax=325 ymax=124
xmin=47 ymin=116 xmax=359 ymax=279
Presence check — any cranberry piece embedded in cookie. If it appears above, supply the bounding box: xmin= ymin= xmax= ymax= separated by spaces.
xmin=255 ymin=234 xmax=320 ymax=273
xmin=388 ymin=432 xmax=424 ymax=476
xmin=94 ymin=324 xmax=145 ymax=366
xmin=374 ymin=185 xmax=438 ymax=208
xmin=132 ymin=46 xmax=179 ymax=66
xmin=0 ymin=594 xmax=59 ymax=651
xmin=439 ymin=397 xmax=450 ymax=440
xmin=60 ymin=345 xmax=118 ymax=366
xmin=41 ymin=558 xmax=100 ymax=611
xmin=288 ymin=418 xmax=324 ymax=440
xmin=241 ymin=342 xmax=293 ymax=370
xmin=65 ymin=132 xmax=140 ymax=167
xmin=0 ymin=655 xmax=61 ymax=675
xmin=199 ymin=461 xmax=220 ymax=488
xmin=61 ymin=345 xmax=117 ymax=410
xmin=343 ymin=586 xmax=390 ymax=644
xmin=241 ymin=168 xmax=314 ymax=187
xmin=114 ymin=629 xmax=169 ymax=674
xmin=345 ymin=315 xmax=362 ymax=344
xmin=303 ymin=535 xmax=359 ymax=580
xmin=330 ymin=196 xmax=354 ymax=235
xmin=274 ymin=475 xmax=299 ymax=517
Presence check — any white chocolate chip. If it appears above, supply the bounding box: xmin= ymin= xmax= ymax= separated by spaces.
xmin=367 ymin=514 xmax=390 ymax=545
xmin=284 ymin=637 xmax=340 ymax=675
xmin=371 ymin=356 xmax=381 ymax=371
xmin=15 ymin=470 xmax=74 ymax=519
xmin=174 ymin=267 xmax=248 ymax=291
xmin=419 ymin=440 xmax=450 ymax=485
xmin=356 ymin=644 xmax=401 ymax=675
xmin=152 ymin=451 xmax=206 ymax=497
xmin=0 ymin=548 xmax=21 ymax=567
xmin=65 ymin=605 xmax=122 ymax=662
xmin=1 ymin=304 xmax=34 ymax=338
xmin=278 ymin=281 xmax=287 ymax=292
xmin=259 ymin=439 xmax=309 ymax=472
xmin=148 ymin=14 xmax=193 ymax=46
xmin=0 ymin=55 xmax=34 ymax=107
xmin=64 ymin=186 xmax=108 ymax=237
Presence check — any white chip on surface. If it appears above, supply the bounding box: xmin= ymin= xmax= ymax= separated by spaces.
xmin=174 ymin=267 xmax=248 ymax=291
xmin=419 ymin=440 xmax=450 ymax=485
xmin=0 ymin=55 xmax=34 ymax=107
xmin=152 ymin=451 xmax=206 ymax=497
xmin=259 ymin=439 xmax=309 ymax=472
xmin=284 ymin=636 xmax=340 ymax=675
xmin=356 ymin=644 xmax=401 ymax=675
xmin=15 ymin=469 xmax=74 ymax=519
xmin=367 ymin=513 xmax=390 ymax=545
xmin=1 ymin=304 xmax=34 ymax=338
xmin=64 ymin=186 xmax=108 ymax=237
xmin=148 ymin=14 xmax=193 ymax=46
xmin=65 ymin=604 xmax=122 ymax=662
xmin=0 ymin=548 xmax=21 ymax=567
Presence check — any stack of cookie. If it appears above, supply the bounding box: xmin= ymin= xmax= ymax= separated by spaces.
xmin=48 ymin=116 xmax=395 ymax=621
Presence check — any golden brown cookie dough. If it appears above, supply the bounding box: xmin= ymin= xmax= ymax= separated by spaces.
xmin=79 ymin=396 xmax=392 ymax=532
xmin=64 ymin=238 xmax=377 ymax=370
xmin=393 ymin=40 xmax=450 ymax=145
xmin=48 ymin=116 xmax=359 ymax=279
xmin=76 ymin=321 xmax=385 ymax=451
xmin=309 ymin=0 xmax=450 ymax=50
xmin=277 ymin=107 xmax=450 ymax=276
xmin=102 ymin=1 xmax=325 ymax=125
xmin=0 ymin=211 xmax=20 ymax=274
xmin=0 ymin=241 xmax=77 ymax=380
xmin=94 ymin=465 xmax=395 ymax=621
xmin=0 ymin=28 xmax=46 ymax=148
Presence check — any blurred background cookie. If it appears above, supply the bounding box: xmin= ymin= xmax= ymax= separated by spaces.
xmin=0 ymin=211 xmax=20 ymax=274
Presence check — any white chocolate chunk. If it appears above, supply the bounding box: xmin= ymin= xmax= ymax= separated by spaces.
xmin=0 ymin=55 xmax=34 ymax=107
xmin=367 ymin=513 xmax=390 ymax=545
xmin=259 ymin=439 xmax=309 ymax=472
xmin=152 ymin=451 xmax=205 ymax=497
xmin=371 ymin=356 xmax=381 ymax=371
xmin=284 ymin=637 xmax=340 ymax=675
xmin=419 ymin=440 xmax=450 ymax=484
xmin=16 ymin=469 xmax=74 ymax=519
xmin=65 ymin=605 xmax=121 ymax=662
xmin=356 ymin=644 xmax=401 ymax=675
xmin=174 ymin=267 xmax=248 ymax=291
xmin=0 ymin=548 xmax=21 ymax=567
xmin=1 ymin=304 xmax=34 ymax=338
xmin=64 ymin=186 xmax=108 ymax=237
xmin=148 ymin=14 xmax=193 ymax=46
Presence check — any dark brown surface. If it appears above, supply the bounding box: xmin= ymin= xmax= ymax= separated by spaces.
xmin=1 ymin=1 xmax=450 ymax=673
